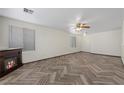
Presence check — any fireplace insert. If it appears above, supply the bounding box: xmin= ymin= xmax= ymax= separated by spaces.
xmin=4 ymin=57 xmax=17 ymax=70
xmin=0 ymin=48 xmax=23 ymax=77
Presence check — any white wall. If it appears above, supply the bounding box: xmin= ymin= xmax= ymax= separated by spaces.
xmin=0 ymin=16 xmax=122 ymax=64
xmin=121 ymin=20 xmax=124 ymax=63
xmin=81 ymin=29 xmax=121 ymax=56
xmin=81 ymin=35 xmax=91 ymax=52
xmin=0 ymin=16 xmax=81 ymax=63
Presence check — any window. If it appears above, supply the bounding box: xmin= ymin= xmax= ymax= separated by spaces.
xmin=9 ymin=26 xmax=23 ymax=48
xmin=9 ymin=25 xmax=35 ymax=51
xmin=71 ymin=36 xmax=76 ymax=48
xmin=23 ymin=28 xmax=35 ymax=51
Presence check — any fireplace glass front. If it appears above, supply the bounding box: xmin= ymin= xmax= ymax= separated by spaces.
xmin=4 ymin=57 xmax=17 ymax=70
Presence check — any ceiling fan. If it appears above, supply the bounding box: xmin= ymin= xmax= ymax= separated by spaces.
xmin=69 ymin=17 xmax=90 ymax=34
xmin=75 ymin=23 xmax=90 ymax=32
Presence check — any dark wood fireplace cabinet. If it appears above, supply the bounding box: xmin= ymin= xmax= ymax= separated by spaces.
xmin=0 ymin=48 xmax=23 ymax=78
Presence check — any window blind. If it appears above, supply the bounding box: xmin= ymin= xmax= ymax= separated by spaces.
xmin=9 ymin=25 xmax=35 ymax=51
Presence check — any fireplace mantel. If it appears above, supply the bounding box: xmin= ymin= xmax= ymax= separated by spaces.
xmin=0 ymin=48 xmax=23 ymax=78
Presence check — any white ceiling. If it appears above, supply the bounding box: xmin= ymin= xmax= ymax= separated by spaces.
xmin=0 ymin=8 xmax=123 ymax=33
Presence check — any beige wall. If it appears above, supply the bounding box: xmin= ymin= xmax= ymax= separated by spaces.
xmin=0 ymin=16 xmax=81 ymax=63
xmin=81 ymin=29 xmax=121 ymax=56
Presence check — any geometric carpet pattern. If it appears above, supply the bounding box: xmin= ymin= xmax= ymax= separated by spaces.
xmin=0 ymin=52 xmax=124 ymax=85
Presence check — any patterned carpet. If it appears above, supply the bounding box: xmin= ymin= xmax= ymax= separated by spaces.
xmin=0 ymin=52 xmax=124 ymax=85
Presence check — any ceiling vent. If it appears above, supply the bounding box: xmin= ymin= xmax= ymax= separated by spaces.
xmin=24 ymin=8 xmax=34 ymax=14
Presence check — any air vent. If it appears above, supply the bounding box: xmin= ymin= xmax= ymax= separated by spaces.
xmin=24 ymin=8 xmax=34 ymax=14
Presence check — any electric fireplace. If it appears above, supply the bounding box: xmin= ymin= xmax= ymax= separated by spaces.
xmin=0 ymin=48 xmax=23 ymax=77
xmin=4 ymin=57 xmax=17 ymax=70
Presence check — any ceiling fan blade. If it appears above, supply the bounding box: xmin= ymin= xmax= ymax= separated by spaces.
xmin=76 ymin=23 xmax=90 ymax=28
xmin=83 ymin=25 xmax=90 ymax=28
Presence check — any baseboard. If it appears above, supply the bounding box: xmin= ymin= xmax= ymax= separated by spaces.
xmin=24 ymin=51 xmax=121 ymax=65
xmin=24 ymin=51 xmax=81 ymax=64
xmin=81 ymin=51 xmax=121 ymax=58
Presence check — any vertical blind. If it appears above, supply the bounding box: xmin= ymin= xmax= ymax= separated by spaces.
xmin=71 ymin=36 xmax=76 ymax=48
xmin=9 ymin=25 xmax=35 ymax=51
xmin=9 ymin=26 xmax=23 ymax=48
xmin=23 ymin=28 xmax=35 ymax=51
